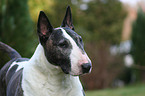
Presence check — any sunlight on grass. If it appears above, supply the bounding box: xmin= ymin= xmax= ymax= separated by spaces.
xmin=85 ymin=83 xmax=145 ymax=96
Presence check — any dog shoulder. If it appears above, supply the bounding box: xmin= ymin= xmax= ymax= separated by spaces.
xmin=0 ymin=58 xmax=29 ymax=96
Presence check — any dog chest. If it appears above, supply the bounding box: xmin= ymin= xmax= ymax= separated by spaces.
xmin=21 ymin=65 xmax=84 ymax=96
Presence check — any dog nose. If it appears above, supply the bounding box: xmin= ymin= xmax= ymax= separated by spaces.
xmin=81 ymin=63 xmax=92 ymax=74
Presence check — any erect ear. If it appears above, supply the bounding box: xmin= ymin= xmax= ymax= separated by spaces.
xmin=61 ymin=6 xmax=75 ymax=30
xmin=37 ymin=11 xmax=53 ymax=45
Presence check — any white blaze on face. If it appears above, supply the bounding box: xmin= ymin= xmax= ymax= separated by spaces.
xmin=60 ymin=28 xmax=91 ymax=75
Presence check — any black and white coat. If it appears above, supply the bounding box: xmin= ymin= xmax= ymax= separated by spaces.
xmin=0 ymin=6 xmax=92 ymax=96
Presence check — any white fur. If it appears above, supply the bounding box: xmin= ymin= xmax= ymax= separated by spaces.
xmin=20 ymin=44 xmax=84 ymax=96
xmin=60 ymin=28 xmax=91 ymax=75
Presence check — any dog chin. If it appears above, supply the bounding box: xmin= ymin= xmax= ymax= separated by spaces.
xmin=69 ymin=71 xmax=83 ymax=76
xmin=70 ymin=68 xmax=92 ymax=76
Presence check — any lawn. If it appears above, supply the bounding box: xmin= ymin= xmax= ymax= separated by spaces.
xmin=85 ymin=83 xmax=145 ymax=96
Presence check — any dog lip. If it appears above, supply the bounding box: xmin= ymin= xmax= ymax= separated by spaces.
xmin=70 ymin=71 xmax=91 ymax=76
xmin=70 ymin=73 xmax=83 ymax=76
xmin=69 ymin=70 xmax=83 ymax=76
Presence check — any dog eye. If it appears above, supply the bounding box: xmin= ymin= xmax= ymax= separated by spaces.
xmin=58 ymin=41 xmax=68 ymax=48
xmin=79 ymin=37 xmax=82 ymax=43
xmin=78 ymin=36 xmax=84 ymax=46
xmin=78 ymin=36 xmax=83 ymax=43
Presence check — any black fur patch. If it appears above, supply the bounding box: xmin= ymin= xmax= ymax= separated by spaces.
xmin=37 ymin=8 xmax=87 ymax=75
xmin=42 ymin=29 xmax=72 ymax=74
xmin=0 ymin=59 xmax=17 ymax=96
xmin=6 ymin=69 xmax=23 ymax=96
xmin=5 ymin=65 xmax=18 ymax=85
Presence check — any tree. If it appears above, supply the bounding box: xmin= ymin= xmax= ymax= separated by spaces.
xmin=75 ymin=0 xmax=126 ymax=89
xmin=131 ymin=8 xmax=145 ymax=81
xmin=0 ymin=0 xmax=35 ymax=68
xmin=0 ymin=0 xmax=34 ymax=57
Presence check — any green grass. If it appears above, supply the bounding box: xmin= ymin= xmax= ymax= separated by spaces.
xmin=85 ymin=83 xmax=145 ymax=96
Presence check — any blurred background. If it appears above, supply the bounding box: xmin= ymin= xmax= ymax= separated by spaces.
xmin=0 ymin=0 xmax=145 ymax=96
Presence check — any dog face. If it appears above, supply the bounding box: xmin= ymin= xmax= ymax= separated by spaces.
xmin=37 ymin=6 xmax=92 ymax=76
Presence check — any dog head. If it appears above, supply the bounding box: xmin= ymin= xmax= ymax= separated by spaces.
xmin=37 ymin=6 xmax=92 ymax=76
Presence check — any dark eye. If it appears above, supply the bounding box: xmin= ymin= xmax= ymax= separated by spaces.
xmin=58 ymin=41 xmax=68 ymax=48
xmin=78 ymin=36 xmax=83 ymax=43
xmin=78 ymin=36 xmax=84 ymax=46
xmin=79 ymin=37 xmax=82 ymax=43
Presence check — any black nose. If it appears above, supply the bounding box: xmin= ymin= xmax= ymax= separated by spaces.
xmin=82 ymin=63 xmax=92 ymax=74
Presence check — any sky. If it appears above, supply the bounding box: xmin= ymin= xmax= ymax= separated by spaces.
xmin=79 ymin=0 xmax=144 ymax=10
xmin=120 ymin=0 xmax=143 ymax=6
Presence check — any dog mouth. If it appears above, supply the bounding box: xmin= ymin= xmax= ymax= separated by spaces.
xmin=60 ymin=65 xmax=92 ymax=76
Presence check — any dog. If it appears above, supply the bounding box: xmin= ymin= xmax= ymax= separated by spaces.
xmin=0 ymin=6 xmax=92 ymax=96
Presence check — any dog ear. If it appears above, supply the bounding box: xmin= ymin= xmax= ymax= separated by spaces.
xmin=61 ymin=6 xmax=75 ymax=30
xmin=37 ymin=11 xmax=53 ymax=44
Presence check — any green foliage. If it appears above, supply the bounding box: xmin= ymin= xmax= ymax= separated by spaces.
xmin=131 ymin=8 xmax=145 ymax=81
xmin=131 ymin=9 xmax=145 ymax=66
xmin=28 ymin=0 xmax=73 ymax=27
xmin=0 ymin=0 xmax=35 ymax=57
xmin=77 ymin=0 xmax=126 ymax=89
xmin=77 ymin=0 xmax=126 ymax=44
xmin=28 ymin=0 xmax=126 ymax=45
xmin=28 ymin=0 xmax=54 ymax=23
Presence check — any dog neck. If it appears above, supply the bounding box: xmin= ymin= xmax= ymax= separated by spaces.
xmin=22 ymin=44 xmax=83 ymax=96
xmin=30 ymin=44 xmax=63 ymax=76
